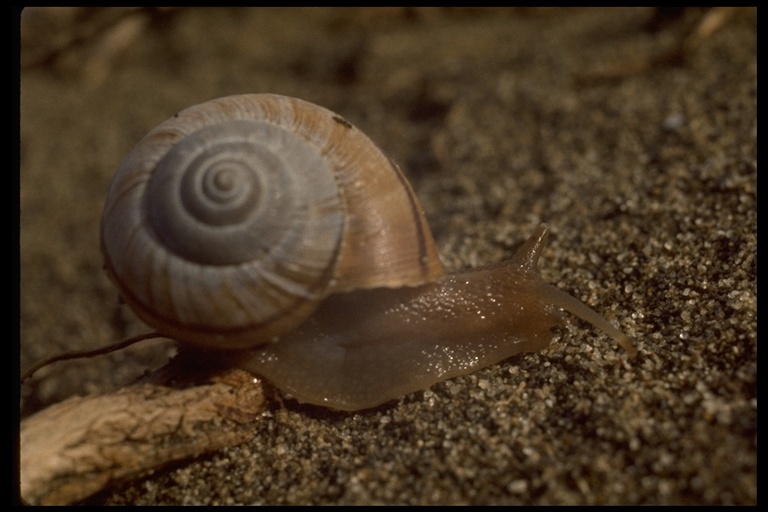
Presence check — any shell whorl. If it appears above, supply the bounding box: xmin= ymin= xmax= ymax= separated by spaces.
xmin=145 ymin=119 xmax=342 ymax=267
xmin=101 ymin=94 xmax=444 ymax=349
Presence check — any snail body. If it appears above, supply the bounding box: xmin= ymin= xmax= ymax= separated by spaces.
xmin=101 ymin=94 xmax=635 ymax=411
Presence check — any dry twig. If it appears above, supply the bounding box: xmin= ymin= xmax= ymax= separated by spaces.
xmin=20 ymin=357 xmax=267 ymax=505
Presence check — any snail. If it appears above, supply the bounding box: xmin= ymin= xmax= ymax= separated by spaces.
xmin=101 ymin=93 xmax=636 ymax=412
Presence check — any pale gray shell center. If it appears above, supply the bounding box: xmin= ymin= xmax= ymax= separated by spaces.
xmin=145 ymin=119 xmax=337 ymax=266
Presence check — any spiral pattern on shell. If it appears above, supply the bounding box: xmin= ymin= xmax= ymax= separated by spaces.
xmin=101 ymin=94 xmax=444 ymax=349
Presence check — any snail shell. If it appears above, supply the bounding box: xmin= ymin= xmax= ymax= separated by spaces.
xmin=101 ymin=94 xmax=443 ymax=349
xmin=102 ymin=94 xmax=636 ymax=411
